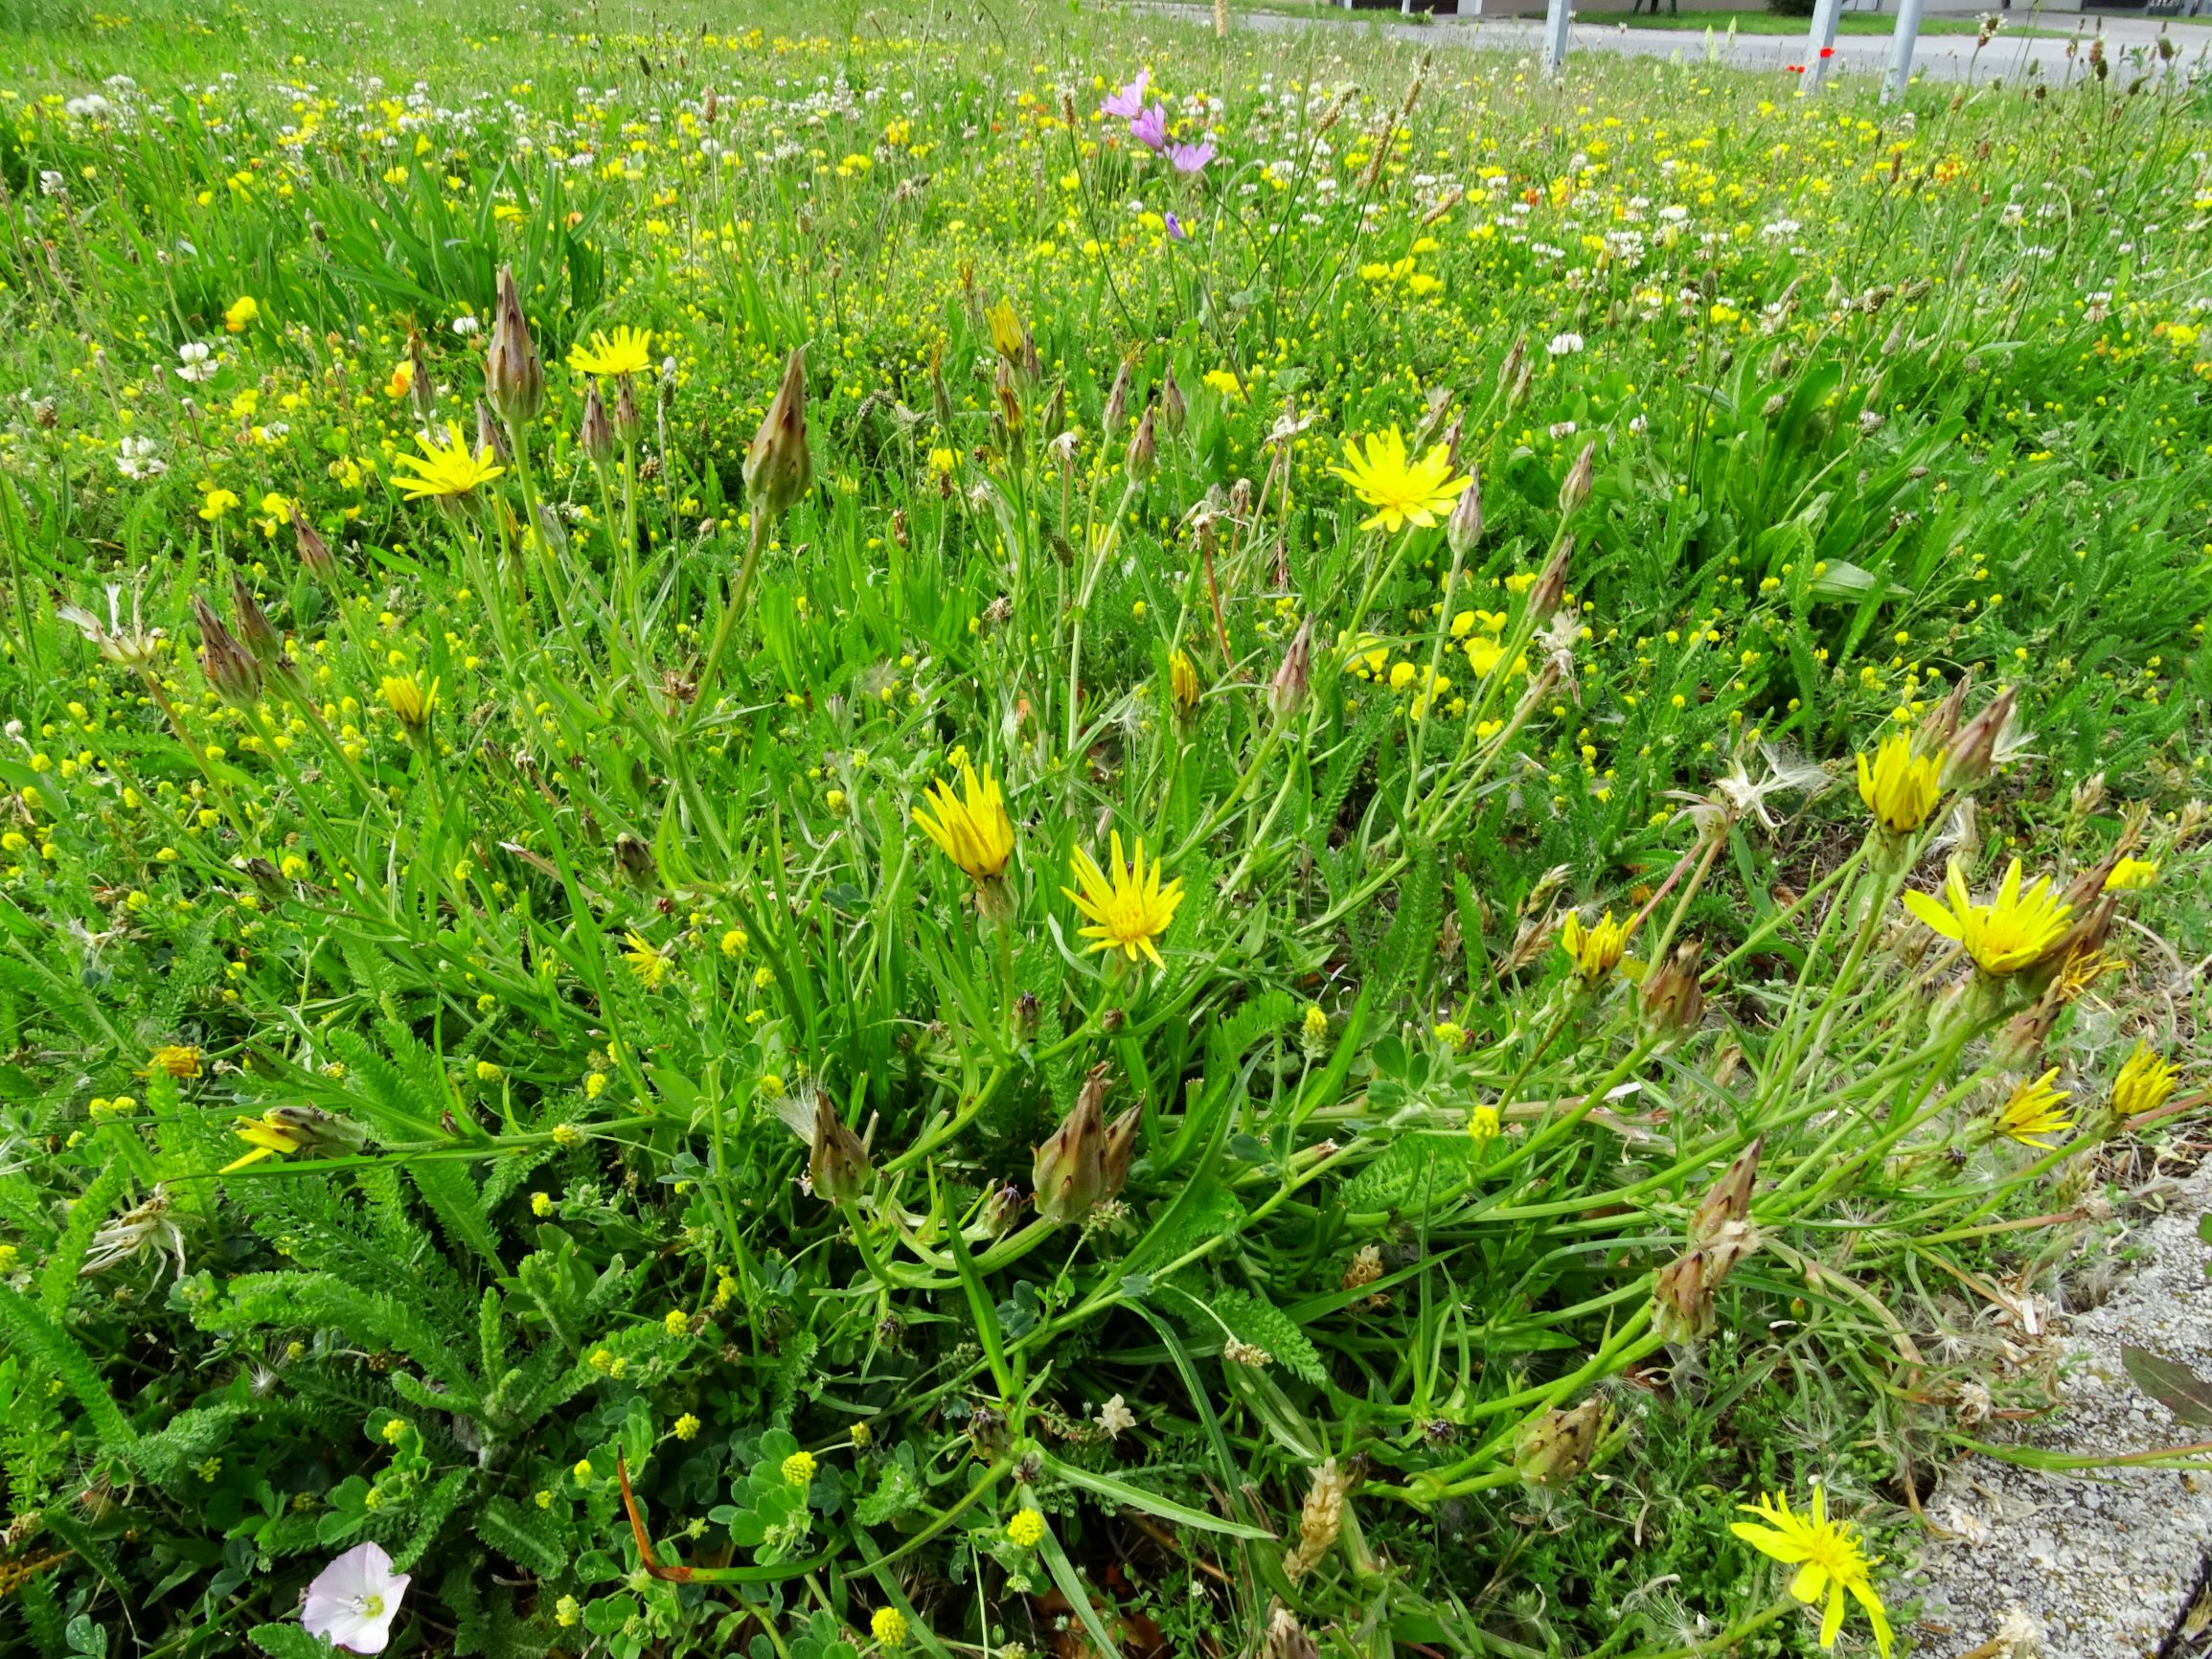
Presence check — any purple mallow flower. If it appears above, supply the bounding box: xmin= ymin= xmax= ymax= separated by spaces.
xmin=1101 ymin=71 xmax=1150 ymax=120
xmin=1129 ymin=103 xmax=1168 ymax=153
xmin=1169 ymin=137 xmax=1216 ymax=175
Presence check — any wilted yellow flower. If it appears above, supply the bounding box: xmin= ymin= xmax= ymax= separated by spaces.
xmin=380 ymin=674 xmax=437 ymax=734
xmin=2104 ymin=856 xmax=2159 ymax=892
xmin=2111 ymin=1043 xmax=2178 ymax=1122
xmin=149 ymin=1043 xmax=202 ymax=1079
xmin=1730 ymin=1487 xmax=1893 ymax=1656
xmin=1995 ymin=1069 xmax=2073 ymax=1148
xmin=391 ymin=422 xmax=506 ymax=502
xmin=912 ymin=761 xmax=1015 ymax=882
xmin=567 ymin=325 xmax=653 ymax=378
xmin=1064 ymin=832 xmax=1185 ymax=967
xmin=219 ymin=1109 xmax=309 ymax=1172
xmin=1328 ymin=428 xmax=1471 ymax=534
xmin=1560 ymin=909 xmax=1631 ymax=983
xmin=1855 ymin=734 xmax=1943 ymax=834
xmin=1902 ymin=858 xmax=2071 ymax=977
xmin=623 ymin=931 xmax=671 ymax=989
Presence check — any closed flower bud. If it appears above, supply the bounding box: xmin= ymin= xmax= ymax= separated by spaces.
xmin=993 ymin=356 xmax=1023 ymax=438
xmin=1103 ymin=355 xmax=1133 ymax=437
xmin=1445 ymin=468 xmax=1483 ymax=559
xmin=1690 ymin=1136 xmax=1761 ymax=1245
xmin=407 ymin=328 xmax=436 ymax=428
xmin=475 ymin=398 xmax=511 ymax=462
xmin=194 ymin=595 xmax=262 ymax=706
xmin=1919 ymin=673 xmax=1973 ymax=756
xmin=225 ymin=573 xmax=289 ymax=678
xmin=293 ymin=512 xmax=337 ymax=581
xmin=1269 ymin=617 xmax=1312 ymax=719
xmin=1529 ymin=536 xmax=1572 ymax=622
xmin=1032 ymin=1067 xmax=1109 ymax=1226
xmin=1102 ymin=1103 xmax=1140 ymax=1199
xmin=484 ymin=264 xmax=544 ymax=425
xmin=1514 ymin=1398 xmax=1604 ymax=1489
xmin=930 ymin=348 xmax=955 ymax=434
xmin=1640 ymin=940 xmax=1705 ymax=1042
xmin=1497 ymin=335 xmax=1525 ymax=390
xmin=1507 ymin=360 xmax=1533 ymax=409
xmin=580 ymin=383 xmax=615 ymax=465
xmin=1558 ymin=441 xmax=1595 ymax=516
xmin=744 ymin=348 xmax=812 ymax=521
xmin=1992 ymin=984 xmax=2065 ymax=1071
xmin=1041 ymin=381 xmax=1067 ymax=442
xmin=613 ymin=373 xmax=643 ymax=443
xmin=1125 ymin=404 xmax=1157 ymax=483
xmin=1159 ymin=367 xmax=1187 ymax=439
xmin=1653 ymin=1249 xmax=1714 ymax=1345
xmin=1265 ymin=1608 xmax=1319 ymax=1659
xmin=1939 ymin=686 xmax=2016 ymax=793
xmin=810 ymin=1094 xmax=873 ymax=1204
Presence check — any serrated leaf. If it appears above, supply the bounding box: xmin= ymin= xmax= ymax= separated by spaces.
xmin=2122 ymin=1345 xmax=2212 ymax=1427
xmin=478 ymin=1494 xmax=569 ymax=1577
xmin=1180 ymin=1285 xmax=1327 ymax=1386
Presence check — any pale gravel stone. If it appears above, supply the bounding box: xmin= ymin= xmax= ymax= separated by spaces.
xmin=1908 ymin=1157 xmax=2212 ymax=1657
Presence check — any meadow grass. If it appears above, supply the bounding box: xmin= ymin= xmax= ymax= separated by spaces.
xmin=0 ymin=2 xmax=2207 ymax=1656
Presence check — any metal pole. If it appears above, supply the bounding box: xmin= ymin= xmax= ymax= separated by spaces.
xmin=1882 ymin=0 xmax=1927 ymax=101
xmin=1543 ymin=0 xmax=1571 ymax=74
xmin=1804 ymin=0 xmax=1844 ymax=87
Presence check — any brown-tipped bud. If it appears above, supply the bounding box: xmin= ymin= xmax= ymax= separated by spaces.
xmin=1019 ymin=326 xmax=1042 ymax=387
xmin=1940 ymin=686 xmax=2016 ymax=793
xmin=1445 ymin=468 xmax=1483 ymax=559
xmin=1124 ymin=404 xmax=1157 ymax=483
xmin=580 ymin=382 xmax=616 ymax=466
xmin=475 ymin=398 xmax=511 ymax=462
xmin=225 ymin=572 xmax=285 ymax=670
xmin=1690 ymin=1137 xmax=1761 ymax=1245
xmin=407 ymin=328 xmax=437 ymax=428
xmin=809 ymin=1093 xmax=872 ymax=1205
xmin=1529 ymin=536 xmax=1572 ymax=622
xmin=612 ymin=831 xmax=655 ymax=885
xmin=1558 ymin=441 xmax=1595 ymax=516
xmin=993 ymin=356 xmax=1024 ymax=438
xmin=1102 ymin=1103 xmax=1141 ymax=1199
xmin=744 ymin=348 xmax=812 ymax=521
xmin=702 ymin=87 xmax=718 ymax=124
xmin=613 ymin=373 xmax=643 ymax=443
xmin=1158 ymin=367 xmax=1187 ymax=439
xmin=1040 ymin=381 xmax=1067 ymax=442
xmin=1652 ymin=1250 xmax=1715 ymax=1345
xmin=1497 ymin=335 xmax=1525 ymax=390
xmin=1269 ymin=616 xmax=1312 ymax=720
xmin=1514 ymin=1398 xmax=1604 ymax=1489
xmin=1032 ymin=1066 xmax=1109 ymax=1226
xmin=1014 ymin=990 xmax=1039 ymax=1034
xmin=1103 ymin=356 xmax=1133 ymax=437
xmin=1507 ymin=361 xmax=1533 ymax=409
xmin=292 ymin=512 xmax=336 ymax=582
xmin=484 ymin=264 xmax=544 ymax=425
xmin=983 ymin=1179 xmax=1025 ymax=1235
xmin=1639 ymin=940 xmax=1705 ymax=1042
xmin=1993 ymin=984 xmax=2065 ymax=1071
xmin=1440 ymin=411 xmax=1466 ymax=470
xmin=194 ymin=595 xmax=262 ymax=706
xmin=1919 ymin=672 xmax=1973 ymax=756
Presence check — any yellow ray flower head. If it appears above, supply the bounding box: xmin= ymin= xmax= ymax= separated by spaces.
xmin=1902 ymin=857 xmax=2071 ymax=977
xmin=1855 ymin=733 xmax=1943 ymax=834
xmin=1169 ymin=649 xmax=1200 ymax=713
xmin=220 ymin=1109 xmax=311 ymax=1173
xmin=2111 ymin=1043 xmax=2179 ymax=1122
xmin=2104 ymin=856 xmax=2159 ymax=892
xmin=622 ymin=931 xmax=671 ymax=989
xmin=1064 ymin=832 xmax=1184 ymax=968
xmin=1328 ymin=428 xmax=1471 ymax=534
xmin=983 ymin=298 xmax=1023 ymax=360
xmin=391 ymin=422 xmax=506 ymax=502
xmin=913 ymin=761 xmax=1015 ymax=882
xmin=148 ymin=1044 xmax=202 ymax=1079
xmin=1995 ymin=1068 xmax=2073 ymax=1148
xmin=380 ymin=673 xmax=438 ymax=734
xmin=1560 ymin=909 xmax=1632 ymax=984
xmin=567 ymin=326 xmax=653 ymax=379
xmin=1730 ymin=1486 xmax=1893 ymax=1656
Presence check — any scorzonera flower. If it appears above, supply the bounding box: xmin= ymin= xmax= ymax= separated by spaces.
xmin=2110 ymin=1043 xmax=2178 ymax=1123
xmin=1730 ymin=1487 xmax=1893 ymax=1656
xmin=391 ymin=422 xmax=505 ymax=502
xmin=1993 ymin=1069 xmax=2073 ymax=1148
xmin=1329 ymin=428 xmax=1471 ymax=534
xmin=1856 ymin=733 xmax=1942 ymax=834
xmin=567 ymin=325 xmax=653 ymax=379
xmin=1902 ymin=858 xmax=2070 ymax=977
xmin=1064 ymin=833 xmax=1184 ymax=967
xmin=1559 ymin=909 xmax=1632 ymax=984
xmin=912 ymin=761 xmax=1015 ymax=882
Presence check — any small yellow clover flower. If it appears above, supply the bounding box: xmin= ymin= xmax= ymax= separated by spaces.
xmin=1007 ymin=1507 xmax=1047 ymax=1548
xmin=871 ymin=1607 xmax=909 ymax=1648
xmin=781 ymin=1448 xmax=817 ymax=1488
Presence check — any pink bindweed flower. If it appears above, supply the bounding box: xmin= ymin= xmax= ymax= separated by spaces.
xmin=1101 ymin=71 xmax=1150 ymax=120
xmin=1129 ymin=104 xmax=1169 ymax=153
xmin=303 ymin=1542 xmax=412 ymax=1653
xmin=1168 ymin=137 xmax=1216 ymax=175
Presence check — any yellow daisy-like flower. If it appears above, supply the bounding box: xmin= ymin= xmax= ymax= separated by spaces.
xmin=380 ymin=673 xmax=438 ymax=734
xmin=982 ymin=298 xmax=1023 ymax=359
xmin=567 ymin=325 xmax=653 ymax=378
xmin=1855 ymin=734 xmax=1943 ymax=834
xmin=1995 ymin=1068 xmax=2073 ymax=1148
xmin=1902 ymin=857 xmax=2071 ymax=977
xmin=1064 ymin=832 xmax=1184 ymax=968
xmin=219 ymin=1109 xmax=310 ymax=1174
xmin=1560 ymin=909 xmax=1632 ymax=984
xmin=1328 ymin=428 xmax=1471 ymax=534
xmin=2104 ymin=856 xmax=2159 ymax=892
xmin=623 ymin=931 xmax=671 ymax=989
xmin=149 ymin=1043 xmax=203 ymax=1079
xmin=1169 ymin=649 xmax=1200 ymax=713
xmin=391 ymin=422 xmax=506 ymax=502
xmin=913 ymin=761 xmax=1015 ymax=882
xmin=2111 ymin=1043 xmax=2179 ymax=1122
xmin=1730 ymin=1486 xmax=1893 ymax=1656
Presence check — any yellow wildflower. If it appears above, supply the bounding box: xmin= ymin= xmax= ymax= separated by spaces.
xmin=1902 ymin=858 xmax=2071 ymax=977
xmin=1855 ymin=734 xmax=1943 ymax=833
xmin=1064 ymin=832 xmax=1184 ymax=968
xmin=1730 ymin=1486 xmax=1893 ymax=1656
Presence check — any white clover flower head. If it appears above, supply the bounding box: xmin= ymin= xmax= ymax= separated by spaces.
xmin=1546 ymin=331 xmax=1584 ymax=356
xmin=175 ymin=342 xmax=220 ymax=383
xmin=303 ymin=1541 xmax=411 ymax=1653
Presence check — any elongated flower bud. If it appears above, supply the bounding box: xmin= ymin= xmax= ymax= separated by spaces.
xmin=1529 ymin=536 xmax=1572 ymax=622
xmin=1940 ymin=686 xmax=2016 ymax=793
xmin=1558 ymin=441 xmax=1595 ymax=516
xmin=1103 ymin=356 xmax=1132 ymax=437
xmin=1919 ymin=672 xmax=1973 ymax=756
xmin=1158 ymin=367 xmax=1187 ymax=439
xmin=1690 ymin=1136 xmax=1760 ymax=1244
xmin=1125 ymin=404 xmax=1157 ymax=483
xmin=1445 ymin=468 xmax=1483 ymax=559
xmin=931 ymin=348 xmax=955 ymax=434
xmin=484 ymin=264 xmax=544 ymax=425
xmin=743 ymin=348 xmax=812 ymax=521
xmin=1652 ymin=1249 xmax=1714 ymax=1345
xmin=1639 ymin=940 xmax=1705 ymax=1042
xmin=1102 ymin=1104 xmax=1140 ymax=1199
xmin=580 ymin=382 xmax=615 ymax=466
xmin=1515 ymin=1399 xmax=1604 ymax=1489
xmin=1269 ymin=617 xmax=1312 ymax=719
xmin=1032 ymin=1068 xmax=1108 ymax=1226
xmin=194 ymin=595 xmax=262 ymax=706
xmin=225 ymin=572 xmax=287 ymax=673
xmin=613 ymin=373 xmax=643 ymax=443
xmin=407 ymin=328 xmax=436 ymax=428
xmin=475 ymin=398 xmax=511 ymax=462
xmin=293 ymin=513 xmax=336 ymax=581
xmin=810 ymin=1093 xmax=873 ymax=1204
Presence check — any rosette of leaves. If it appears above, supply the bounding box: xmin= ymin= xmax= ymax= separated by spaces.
xmin=708 ymin=1428 xmax=817 ymax=1562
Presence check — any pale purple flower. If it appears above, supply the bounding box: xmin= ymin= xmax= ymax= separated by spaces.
xmin=1164 ymin=211 xmax=1188 ymax=242
xmin=1101 ymin=71 xmax=1150 ymax=120
xmin=303 ymin=1542 xmax=411 ymax=1654
xmin=1129 ymin=104 xmax=1168 ymax=154
xmin=1168 ymin=137 xmax=1216 ymax=176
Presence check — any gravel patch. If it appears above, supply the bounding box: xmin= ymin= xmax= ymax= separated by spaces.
xmin=1907 ymin=1157 xmax=2212 ymax=1658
